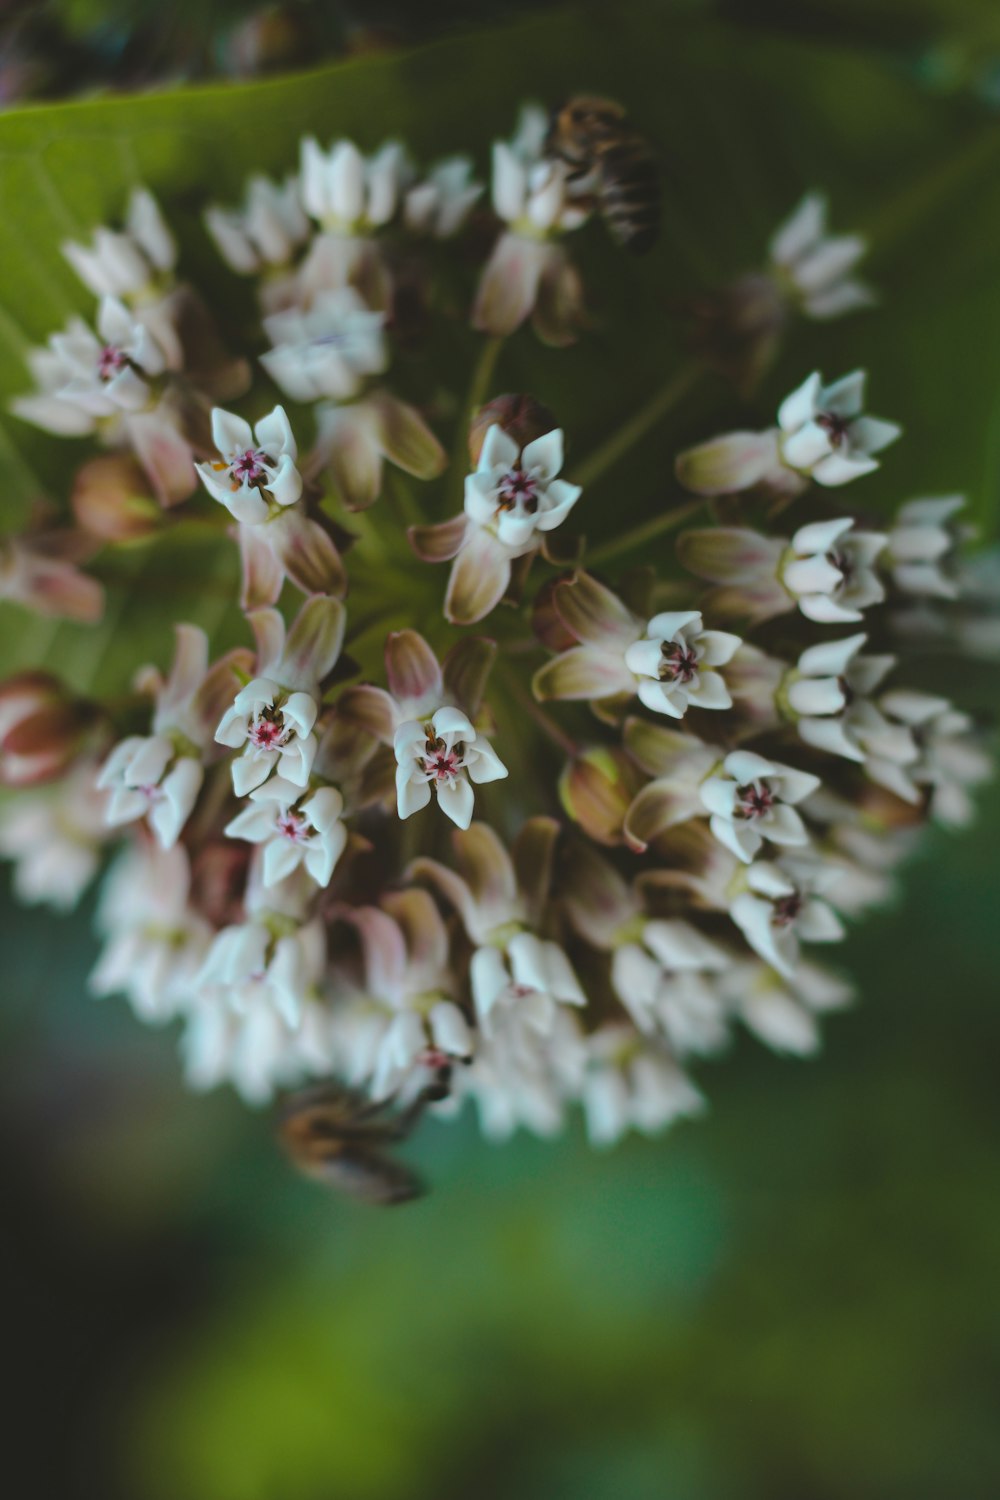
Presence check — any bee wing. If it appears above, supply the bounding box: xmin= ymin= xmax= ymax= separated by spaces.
xmin=304 ymin=1146 xmax=427 ymax=1206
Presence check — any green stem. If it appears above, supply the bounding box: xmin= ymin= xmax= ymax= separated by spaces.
xmin=499 ymin=659 xmax=579 ymax=760
xmin=573 ymin=360 xmax=705 ymax=490
xmin=447 ymin=335 xmax=504 ymax=508
xmin=584 ymin=497 xmax=705 ymax=568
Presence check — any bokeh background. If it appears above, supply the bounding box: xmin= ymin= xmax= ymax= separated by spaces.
xmin=2 ymin=2 xmax=1000 ymax=1497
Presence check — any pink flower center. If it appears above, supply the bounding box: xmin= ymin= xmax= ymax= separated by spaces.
xmin=419 ymin=1047 xmax=451 ymax=1071
xmin=97 ymin=344 xmax=127 ymax=381
xmin=737 ymin=781 xmax=775 ymax=820
xmin=249 ymin=709 xmax=287 ymax=751
xmin=497 ymin=466 xmax=539 ymax=513
xmin=659 ymin=640 xmax=699 ymax=684
xmin=276 ymin=809 xmax=308 ymax=842
xmin=422 ymin=734 xmax=464 ymax=782
xmin=816 ymin=410 xmax=851 ymax=447
xmin=229 ymin=448 xmax=268 ymax=487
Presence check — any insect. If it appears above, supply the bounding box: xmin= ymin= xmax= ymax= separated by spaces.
xmin=545 ymin=95 xmax=660 ymax=254
xmin=278 ymin=1068 xmax=451 ymax=1205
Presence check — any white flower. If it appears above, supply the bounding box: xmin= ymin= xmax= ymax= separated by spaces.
xmin=700 ymin=749 xmax=820 ymax=864
xmin=12 ymin=296 xmax=168 ymax=435
xmin=182 ymin=984 xmax=334 ymax=1105
xmin=300 ymin=137 xmax=412 ymax=232
xmin=624 ymin=610 xmax=742 ymax=718
xmin=610 ymin=919 xmax=731 ymax=1055
xmin=394 ymin=707 xmax=507 ymax=829
xmin=404 ymin=156 xmax=483 ymax=238
xmin=777 ymin=370 xmax=900 ymax=486
xmin=225 ymin=777 xmax=347 ymax=887
xmin=195 ymin=913 xmax=326 ymax=1031
xmin=490 ymin=143 xmax=588 ymax=236
xmin=215 ymin=677 xmax=319 ymax=797
xmin=786 ymin=633 xmax=898 ymax=763
xmin=97 ymin=734 xmax=203 ymax=849
xmin=260 ymin=288 xmax=387 ymax=402
xmin=90 ymin=843 xmax=211 ymax=1024
xmin=62 ymin=187 xmax=176 ymax=298
xmin=195 ymin=405 xmax=302 ymax=525
xmin=458 ymin=1000 xmax=586 ymax=1141
xmin=730 ymin=858 xmax=845 ymax=979
xmin=204 ymin=173 xmax=309 ymax=274
xmin=470 ymin=932 xmax=585 ymax=1037
xmin=886 ymin=495 xmax=966 ymax=599
xmin=878 ymin=690 xmax=992 ymax=826
xmin=768 ymin=193 xmax=874 ymax=320
xmin=781 ymin=517 xmax=887 ymax=623
xmin=464 ymin=425 xmax=581 ymax=552
xmin=581 ymin=1026 xmax=706 ymax=1147
xmin=0 ymin=762 xmax=108 ymax=910
xmin=720 ymin=959 xmax=853 ymax=1057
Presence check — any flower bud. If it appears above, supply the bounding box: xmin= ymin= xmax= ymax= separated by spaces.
xmin=72 ymin=455 xmax=161 ymax=542
xmin=559 ymin=746 xmax=641 ymax=846
xmin=0 ymin=672 xmax=95 ymax=786
xmin=468 ymin=393 xmax=557 ymax=466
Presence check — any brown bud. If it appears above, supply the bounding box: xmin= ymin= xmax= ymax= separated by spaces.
xmin=0 ymin=672 xmax=96 ymax=786
xmin=559 ymin=746 xmax=642 ymax=847
xmin=72 ymin=455 xmax=161 ymax=543
xmin=468 ymin=394 xmax=558 ymax=466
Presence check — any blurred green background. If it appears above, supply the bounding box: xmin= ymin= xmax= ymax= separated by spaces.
xmin=2 ymin=3 xmax=1000 ymax=1498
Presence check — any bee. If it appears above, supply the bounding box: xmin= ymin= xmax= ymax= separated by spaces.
xmin=545 ymin=95 xmax=660 ymax=255
xmin=278 ymin=1068 xmax=451 ymax=1206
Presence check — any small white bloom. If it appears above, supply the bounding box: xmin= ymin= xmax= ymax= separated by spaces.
xmin=404 ymin=156 xmax=483 ymax=238
xmin=700 ymin=749 xmax=820 ymax=864
xmin=300 ymin=137 xmax=412 ymax=232
xmin=0 ymin=762 xmax=108 ymax=910
xmin=225 ymin=776 xmax=347 ymax=888
xmin=611 ymin=919 xmax=731 ymax=1055
xmin=458 ymin=1000 xmax=586 ymax=1141
xmin=768 ymin=193 xmax=874 ymax=320
xmin=781 ymin=517 xmax=887 ymax=623
xmin=491 ymin=144 xmax=588 ymax=236
xmin=394 ymin=707 xmax=508 ymax=830
xmin=204 ymin=173 xmax=309 ymax=274
xmin=215 ymin=677 xmax=319 ymax=797
xmin=196 ymin=405 xmax=302 ymax=525
xmin=62 ymin=187 xmax=176 ymax=298
xmin=878 ymin=690 xmax=992 ymax=826
xmin=786 ymin=633 xmax=898 ymax=763
xmin=720 ymin=959 xmax=853 ymax=1057
xmin=624 ymin=610 xmax=742 ymax=718
xmin=90 ymin=842 xmax=211 ymax=1024
xmin=581 ymin=1026 xmax=706 ymax=1147
xmin=886 ymin=495 xmax=967 ymax=599
xmin=97 ymin=733 xmax=203 ymax=849
xmin=464 ymin=425 xmax=581 ymax=553
xmin=470 ymin=932 xmax=585 ymax=1037
xmin=260 ymin=288 xmax=387 ymax=402
xmin=777 ymin=370 xmax=900 ymax=486
xmin=730 ymin=857 xmax=845 ymax=979
xmin=195 ymin=913 xmax=325 ymax=1031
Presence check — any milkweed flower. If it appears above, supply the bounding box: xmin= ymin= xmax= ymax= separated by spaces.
xmin=699 ymin=750 xmax=820 ymax=863
xmin=768 ymin=194 xmax=874 ymax=320
xmin=394 ymin=708 xmax=507 ymax=829
xmin=260 ymin=287 xmax=387 ymax=402
xmin=777 ymin=370 xmax=901 ymax=486
xmin=62 ymin=188 xmax=176 ymax=300
xmin=204 ymin=173 xmax=310 ymax=277
xmin=404 ymin=156 xmax=483 ymax=237
xmin=196 ymin=405 xmax=302 ymax=524
xmin=225 ymin=778 xmax=347 ymax=887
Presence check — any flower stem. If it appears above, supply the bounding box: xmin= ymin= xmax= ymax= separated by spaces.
xmin=573 ymin=360 xmax=705 ymax=490
xmin=448 ymin=335 xmax=504 ymax=508
xmin=584 ymin=496 xmax=705 ymax=568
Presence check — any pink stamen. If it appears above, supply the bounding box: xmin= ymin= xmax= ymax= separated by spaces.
xmin=737 ymin=781 xmax=775 ymax=821
xmin=659 ymin=640 xmax=699 ymax=684
xmin=772 ymin=893 xmax=803 ymax=927
xmin=249 ymin=712 xmax=286 ymax=750
xmin=816 ymin=410 xmax=851 ymax=447
xmin=276 ymin=810 xmax=308 ymax=842
xmin=497 ymin=466 xmax=539 ymax=513
xmin=97 ymin=344 xmax=127 ymax=381
xmin=230 ymin=448 xmax=268 ymax=487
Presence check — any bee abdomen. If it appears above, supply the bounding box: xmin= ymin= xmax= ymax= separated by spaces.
xmin=598 ymin=142 xmax=660 ymax=254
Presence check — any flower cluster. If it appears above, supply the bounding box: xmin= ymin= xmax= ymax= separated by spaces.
xmin=0 ymin=103 xmax=993 ymax=1187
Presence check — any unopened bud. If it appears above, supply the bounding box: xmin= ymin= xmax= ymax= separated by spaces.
xmin=0 ymin=672 xmax=96 ymax=786
xmin=559 ymin=746 xmax=641 ymax=846
xmin=72 ymin=455 xmax=161 ymax=542
xmin=468 ymin=393 xmax=558 ymax=466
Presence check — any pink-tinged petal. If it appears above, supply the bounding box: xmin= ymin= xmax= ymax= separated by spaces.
xmin=159 ymin=623 xmax=208 ymax=716
xmin=450 ymin=822 xmax=518 ymax=923
xmin=239 ymin=526 xmax=284 ymax=611
xmin=409 ymin=514 xmax=470 ymax=563
xmin=366 ymin=390 xmax=446 ymax=479
xmin=281 ymin=596 xmax=345 ymax=689
xmin=677 ymin=528 xmax=784 ymax=584
xmin=383 ymin=888 xmax=450 ymax=982
xmin=622 ymin=716 xmax=711 ymax=777
xmin=472 ymin=232 xmax=548 ymax=336
xmin=348 ymin=904 xmax=408 ymax=998
xmin=442 ymin=636 xmax=497 ymax=718
xmin=559 ymin=747 xmax=638 ymax=847
xmin=675 ymin=430 xmax=779 ymax=496
xmin=437 ymin=774 xmax=476 ymax=829
xmin=561 ymin=840 xmax=638 ymax=947
xmin=444 ymin=528 xmax=512 ymax=626
xmin=554 ymin=571 xmax=642 ymax=649
xmin=532 ymin=252 xmax=585 ymax=348
xmin=624 ymin=778 xmax=697 ymax=854
xmin=318 ymin=405 xmax=383 ymax=511
xmin=533 ymin=645 xmax=634 ymax=703
xmin=386 ymin=629 xmax=442 ymax=708
xmin=9 ymin=555 xmax=105 ymax=623
xmin=408 ymin=856 xmax=481 ymax=940
xmin=269 ymin=510 xmax=347 ymax=599
xmin=126 ymin=412 xmax=196 ymax=507
xmin=336 ymin=685 xmax=397 ymax=744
